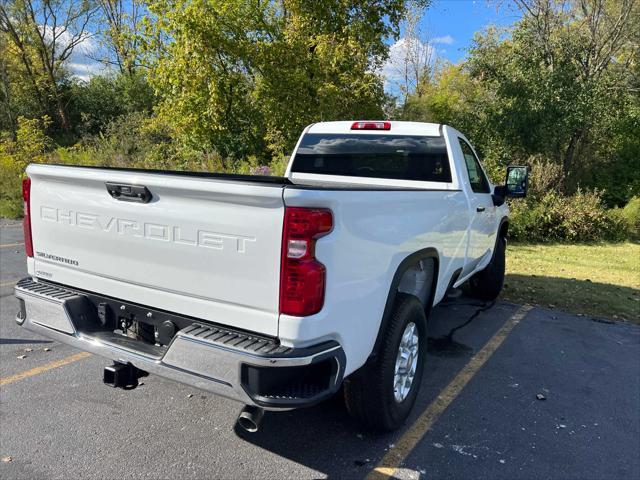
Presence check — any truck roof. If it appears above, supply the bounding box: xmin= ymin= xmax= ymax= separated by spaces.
xmin=306 ymin=121 xmax=442 ymax=136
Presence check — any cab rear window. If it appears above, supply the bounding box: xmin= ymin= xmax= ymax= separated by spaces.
xmin=291 ymin=134 xmax=452 ymax=183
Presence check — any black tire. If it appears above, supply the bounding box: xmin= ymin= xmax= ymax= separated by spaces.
xmin=468 ymin=235 xmax=506 ymax=301
xmin=343 ymin=293 xmax=427 ymax=431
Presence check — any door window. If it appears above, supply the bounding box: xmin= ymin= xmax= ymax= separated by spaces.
xmin=459 ymin=139 xmax=490 ymax=193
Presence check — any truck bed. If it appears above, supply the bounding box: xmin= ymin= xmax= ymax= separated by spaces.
xmin=26 ymin=164 xmax=288 ymax=336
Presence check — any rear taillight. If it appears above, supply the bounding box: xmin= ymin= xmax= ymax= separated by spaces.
xmin=22 ymin=177 xmax=33 ymax=257
xmin=279 ymin=207 xmax=333 ymax=316
xmin=351 ymin=121 xmax=391 ymax=130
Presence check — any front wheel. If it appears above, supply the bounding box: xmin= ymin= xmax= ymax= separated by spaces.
xmin=343 ymin=293 xmax=427 ymax=431
xmin=467 ymin=236 xmax=506 ymax=301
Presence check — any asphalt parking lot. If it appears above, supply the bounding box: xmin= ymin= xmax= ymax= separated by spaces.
xmin=1 ymin=221 xmax=639 ymax=479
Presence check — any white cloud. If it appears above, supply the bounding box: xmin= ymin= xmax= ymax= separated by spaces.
xmin=41 ymin=25 xmax=106 ymax=81
xmin=66 ymin=35 xmax=106 ymax=81
xmin=380 ymin=37 xmax=436 ymax=96
xmin=431 ymin=35 xmax=454 ymax=45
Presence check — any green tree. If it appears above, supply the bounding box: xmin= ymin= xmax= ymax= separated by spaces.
xmin=0 ymin=0 xmax=99 ymax=132
xmin=68 ymin=72 xmax=155 ymax=135
xmin=144 ymin=0 xmax=427 ymax=161
xmin=467 ymin=0 xmax=639 ymax=192
xmin=403 ymin=0 xmax=639 ymax=203
xmin=96 ymin=0 xmax=145 ymax=76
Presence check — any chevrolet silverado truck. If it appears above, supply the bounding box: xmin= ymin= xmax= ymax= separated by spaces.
xmin=15 ymin=121 xmax=528 ymax=432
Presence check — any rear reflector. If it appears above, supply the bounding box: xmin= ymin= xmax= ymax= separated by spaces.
xmin=351 ymin=121 xmax=391 ymax=131
xmin=22 ymin=177 xmax=33 ymax=257
xmin=280 ymin=207 xmax=333 ymax=316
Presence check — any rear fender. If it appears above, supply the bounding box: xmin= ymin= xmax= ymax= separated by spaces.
xmin=369 ymin=248 xmax=439 ymax=360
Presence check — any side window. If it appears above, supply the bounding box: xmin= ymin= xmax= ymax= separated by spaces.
xmin=459 ymin=139 xmax=490 ymax=194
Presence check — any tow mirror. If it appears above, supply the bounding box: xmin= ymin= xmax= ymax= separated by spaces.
xmin=505 ymin=165 xmax=529 ymax=198
xmin=493 ymin=165 xmax=529 ymax=206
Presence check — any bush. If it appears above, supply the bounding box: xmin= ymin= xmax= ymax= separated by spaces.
xmin=621 ymin=197 xmax=640 ymax=238
xmin=0 ymin=153 xmax=23 ymax=218
xmin=606 ymin=208 xmax=633 ymax=241
xmin=0 ymin=113 xmax=295 ymax=219
xmin=0 ymin=116 xmax=53 ymax=218
xmin=509 ymin=189 xmax=630 ymax=243
xmin=68 ymin=73 xmax=156 ymax=137
xmin=526 ymin=156 xmax=565 ymax=199
xmin=507 ymin=156 xmax=632 ymax=242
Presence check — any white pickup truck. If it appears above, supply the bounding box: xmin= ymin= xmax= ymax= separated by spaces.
xmin=15 ymin=121 xmax=528 ymax=432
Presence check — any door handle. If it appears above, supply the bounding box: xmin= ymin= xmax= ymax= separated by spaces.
xmin=106 ymin=182 xmax=152 ymax=203
xmin=476 ymin=206 xmax=486 ymax=213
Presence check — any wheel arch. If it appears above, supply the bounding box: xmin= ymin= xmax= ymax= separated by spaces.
xmin=499 ymin=216 xmax=509 ymax=240
xmin=369 ymin=248 xmax=439 ymax=360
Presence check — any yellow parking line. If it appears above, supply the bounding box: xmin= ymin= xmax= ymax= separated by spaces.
xmin=0 ymin=280 xmax=18 ymax=287
xmin=0 ymin=242 xmax=24 ymax=248
xmin=367 ymin=304 xmax=533 ymax=480
xmin=0 ymin=352 xmax=92 ymax=387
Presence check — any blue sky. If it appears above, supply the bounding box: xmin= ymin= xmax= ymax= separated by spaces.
xmin=381 ymin=0 xmax=521 ymax=95
xmin=422 ymin=0 xmax=521 ymax=63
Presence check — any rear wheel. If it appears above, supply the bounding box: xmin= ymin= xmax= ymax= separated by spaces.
xmin=343 ymin=293 xmax=427 ymax=431
xmin=467 ymin=235 xmax=506 ymax=301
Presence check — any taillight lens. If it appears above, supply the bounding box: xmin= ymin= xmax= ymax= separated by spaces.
xmin=280 ymin=207 xmax=333 ymax=316
xmin=22 ymin=177 xmax=34 ymax=257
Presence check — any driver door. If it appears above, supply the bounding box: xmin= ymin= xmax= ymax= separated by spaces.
xmin=458 ymin=138 xmax=496 ymax=271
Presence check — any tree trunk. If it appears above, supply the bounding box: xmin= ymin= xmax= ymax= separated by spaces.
xmin=45 ymin=61 xmax=70 ymax=131
xmin=562 ymin=128 xmax=585 ymax=192
xmin=55 ymin=95 xmax=71 ymax=131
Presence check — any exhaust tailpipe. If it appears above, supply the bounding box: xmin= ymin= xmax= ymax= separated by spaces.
xmin=103 ymin=362 xmax=146 ymax=389
xmin=237 ymin=405 xmax=264 ymax=433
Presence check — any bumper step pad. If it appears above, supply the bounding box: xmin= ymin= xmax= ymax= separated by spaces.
xmin=181 ymin=323 xmax=291 ymax=356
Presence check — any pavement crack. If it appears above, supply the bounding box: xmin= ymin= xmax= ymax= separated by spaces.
xmin=428 ymin=300 xmax=496 ymax=357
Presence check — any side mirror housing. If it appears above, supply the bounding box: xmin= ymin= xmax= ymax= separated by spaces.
xmin=504 ymin=165 xmax=529 ymax=198
xmin=492 ymin=189 xmax=506 ymax=207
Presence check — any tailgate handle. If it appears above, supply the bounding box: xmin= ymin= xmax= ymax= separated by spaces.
xmin=106 ymin=183 xmax=152 ymax=203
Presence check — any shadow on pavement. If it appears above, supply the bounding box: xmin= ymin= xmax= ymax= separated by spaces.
xmin=233 ymin=297 xmax=508 ymax=479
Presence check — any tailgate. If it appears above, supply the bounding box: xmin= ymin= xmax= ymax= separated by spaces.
xmin=26 ymin=164 xmax=285 ymax=336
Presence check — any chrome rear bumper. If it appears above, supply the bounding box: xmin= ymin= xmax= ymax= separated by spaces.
xmin=15 ymin=278 xmax=344 ymax=410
